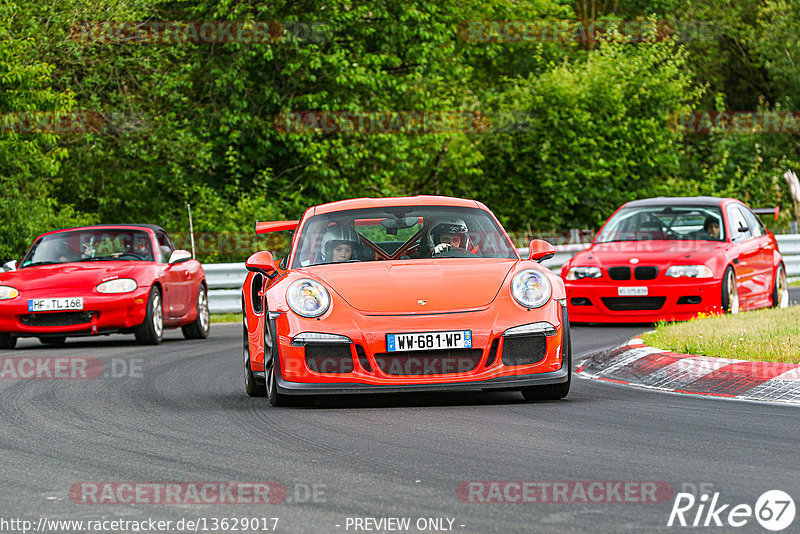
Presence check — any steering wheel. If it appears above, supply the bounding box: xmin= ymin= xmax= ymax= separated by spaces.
xmin=432 ymin=246 xmax=478 ymax=258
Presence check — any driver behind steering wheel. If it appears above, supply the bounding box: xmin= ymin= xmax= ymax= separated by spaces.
xmin=427 ymin=217 xmax=469 ymax=257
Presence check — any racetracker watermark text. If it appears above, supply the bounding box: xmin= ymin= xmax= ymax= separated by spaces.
xmin=0 ymin=357 xmax=142 ymax=379
xmin=457 ymin=481 xmax=674 ymax=503
xmin=70 ymin=21 xmax=328 ymax=44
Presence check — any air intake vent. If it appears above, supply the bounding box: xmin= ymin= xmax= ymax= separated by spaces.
xmin=607 ymin=267 xmax=631 ymax=280
xmin=601 ymin=297 xmax=666 ymax=311
xmin=374 ymin=350 xmax=482 ymax=375
xmin=634 ymin=266 xmax=658 ymax=280
xmin=305 ymin=344 xmax=354 ymax=374
xmin=501 ymin=335 xmax=547 ymax=366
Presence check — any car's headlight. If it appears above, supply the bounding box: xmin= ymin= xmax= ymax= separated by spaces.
xmin=511 ymin=269 xmax=551 ymax=309
xmin=665 ymin=265 xmax=713 ymax=278
xmin=287 ymin=279 xmax=331 ymax=318
xmin=566 ymin=266 xmax=602 ymax=280
xmin=96 ymin=278 xmax=138 ymax=293
xmin=0 ymin=285 xmax=19 ymax=300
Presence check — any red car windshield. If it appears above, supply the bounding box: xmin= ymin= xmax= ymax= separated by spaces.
xmin=292 ymin=206 xmax=517 ymax=267
xmin=595 ymin=205 xmax=725 ymax=243
xmin=21 ymin=229 xmax=155 ymax=267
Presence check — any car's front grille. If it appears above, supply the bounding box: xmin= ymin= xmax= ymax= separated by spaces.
xmin=19 ymin=311 xmax=95 ymax=327
xmin=501 ymin=335 xmax=547 ymax=366
xmin=634 ymin=266 xmax=659 ymax=280
xmin=601 ymin=297 xmax=666 ymax=311
xmin=607 ymin=267 xmax=631 ymax=280
xmin=374 ymin=349 xmax=483 ymax=375
xmin=304 ymin=344 xmax=354 ymax=374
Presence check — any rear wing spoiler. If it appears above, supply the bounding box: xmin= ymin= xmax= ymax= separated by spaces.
xmin=752 ymin=207 xmax=780 ymax=221
xmin=254 ymin=220 xmax=299 ymax=235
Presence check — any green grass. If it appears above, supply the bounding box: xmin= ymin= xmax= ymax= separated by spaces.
xmin=641 ymin=306 xmax=800 ymax=363
xmin=210 ymin=313 xmax=242 ymax=324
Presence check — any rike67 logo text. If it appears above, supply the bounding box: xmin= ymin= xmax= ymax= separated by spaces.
xmin=668 ymin=490 xmax=795 ymax=531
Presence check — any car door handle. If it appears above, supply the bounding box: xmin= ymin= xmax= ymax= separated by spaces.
xmin=185 ymin=271 xmax=191 ymax=279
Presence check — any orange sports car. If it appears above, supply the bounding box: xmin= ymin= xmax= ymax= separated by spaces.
xmin=241 ymin=196 xmax=570 ymax=406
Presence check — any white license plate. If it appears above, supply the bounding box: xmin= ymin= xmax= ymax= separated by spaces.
xmin=617 ymin=287 xmax=648 ymax=297
xmin=28 ymin=298 xmax=84 ymax=312
xmin=386 ymin=330 xmax=472 ymax=352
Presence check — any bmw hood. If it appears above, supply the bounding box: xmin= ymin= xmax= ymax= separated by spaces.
xmin=309 ymin=259 xmax=516 ymax=313
xmin=576 ymin=240 xmax=727 ymax=267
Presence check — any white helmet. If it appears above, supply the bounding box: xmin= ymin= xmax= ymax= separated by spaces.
xmin=427 ymin=217 xmax=469 ymax=250
xmin=320 ymin=224 xmax=360 ymax=261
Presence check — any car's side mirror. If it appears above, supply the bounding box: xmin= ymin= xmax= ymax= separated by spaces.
xmin=168 ymin=250 xmax=192 ymax=264
xmin=246 ymin=251 xmax=278 ymax=279
xmin=528 ymin=239 xmax=555 ymax=263
xmin=2 ymin=260 xmax=17 ymax=272
xmin=738 ymin=225 xmax=749 ymax=233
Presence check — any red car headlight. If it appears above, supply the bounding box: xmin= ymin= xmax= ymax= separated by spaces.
xmin=0 ymin=285 xmax=19 ymax=300
xmin=96 ymin=278 xmax=138 ymax=293
xmin=287 ymin=279 xmax=331 ymax=318
xmin=511 ymin=270 xmax=551 ymax=309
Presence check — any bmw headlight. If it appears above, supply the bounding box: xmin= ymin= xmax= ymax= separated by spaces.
xmin=0 ymin=285 xmax=19 ymax=300
xmin=665 ymin=265 xmax=713 ymax=278
xmin=287 ymin=279 xmax=331 ymax=318
xmin=566 ymin=266 xmax=602 ymax=280
xmin=96 ymin=278 xmax=137 ymax=293
xmin=511 ymin=269 xmax=551 ymax=309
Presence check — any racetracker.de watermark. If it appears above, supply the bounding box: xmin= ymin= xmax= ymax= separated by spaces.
xmin=69 ymin=482 xmax=286 ymax=505
xmin=457 ymin=481 xmax=674 ymax=503
xmin=70 ymin=21 xmax=328 ymax=44
xmin=458 ymin=20 xmax=720 ymax=44
xmin=0 ymin=357 xmax=142 ymax=380
xmin=0 ymin=111 xmax=145 ymax=135
xmin=668 ymin=111 xmax=800 ymax=134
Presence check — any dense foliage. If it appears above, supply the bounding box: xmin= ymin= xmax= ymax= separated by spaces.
xmin=1 ymin=0 xmax=798 ymax=260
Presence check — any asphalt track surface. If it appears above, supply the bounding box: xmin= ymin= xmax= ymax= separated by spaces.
xmin=0 ymin=295 xmax=798 ymax=533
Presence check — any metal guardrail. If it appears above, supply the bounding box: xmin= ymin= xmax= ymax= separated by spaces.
xmin=207 ymin=235 xmax=800 ymax=313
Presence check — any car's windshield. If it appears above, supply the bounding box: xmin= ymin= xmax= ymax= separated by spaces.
xmin=292 ymin=206 xmax=517 ymax=267
xmin=21 ymin=229 xmax=155 ymax=267
xmin=595 ymin=205 xmax=725 ymax=243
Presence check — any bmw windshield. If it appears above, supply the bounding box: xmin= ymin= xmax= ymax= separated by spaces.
xmin=595 ymin=205 xmax=725 ymax=243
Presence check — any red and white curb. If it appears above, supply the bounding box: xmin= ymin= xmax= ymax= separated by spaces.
xmin=576 ymin=338 xmax=800 ymax=405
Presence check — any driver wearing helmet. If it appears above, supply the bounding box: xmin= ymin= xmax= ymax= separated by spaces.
xmin=319 ymin=223 xmax=361 ymax=263
xmin=425 ymin=217 xmax=469 ymax=257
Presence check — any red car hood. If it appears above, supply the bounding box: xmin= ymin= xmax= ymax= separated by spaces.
xmin=0 ymin=262 xmax=142 ymax=291
xmin=309 ymin=259 xmax=516 ymax=313
xmin=577 ymin=240 xmax=726 ymax=266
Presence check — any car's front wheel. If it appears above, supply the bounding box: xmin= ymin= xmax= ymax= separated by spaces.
xmin=521 ymin=308 xmax=571 ymax=401
xmin=0 ymin=333 xmax=16 ymax=350
xmin=135 ymin=286 xmax=163 ymax=345
xmin=182 ymin=284 xmax=210 ymax=340
xmin=243 ymin=316 xmax=267 ymax=397
xmin=772 ymin=263 xmax=789 ymax=309
xmin=721 ymin=266 xmax=740 ymax=314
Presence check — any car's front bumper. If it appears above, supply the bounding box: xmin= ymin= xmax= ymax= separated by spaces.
xmin=565 ymin=278 xmax=723 ymax=323
xmin=274 ymin=365 xmax=569 ymax=395
xmin=263 ymin=297 xmax=568 ymax=393
xmin=0 ymin=287 xmax=151 ymax=337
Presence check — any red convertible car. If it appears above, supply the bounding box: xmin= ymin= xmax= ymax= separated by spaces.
xmin=0 ymin=224 xmax=209 ymax=348
xmin=562 ymin=197 xmax=788 ymax=323
xmin=242 ymin=196 xmax=570 ymax=406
